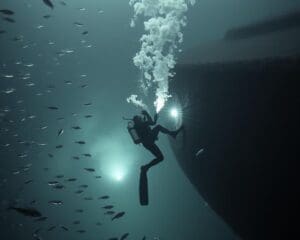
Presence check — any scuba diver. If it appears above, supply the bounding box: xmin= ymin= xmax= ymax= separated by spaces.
xmin=130 ymin=110 xmax=183 ymax=173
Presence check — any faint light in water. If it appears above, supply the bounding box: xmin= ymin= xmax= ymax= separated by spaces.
xmin=113 ymin=168 xmax=125 ymax=182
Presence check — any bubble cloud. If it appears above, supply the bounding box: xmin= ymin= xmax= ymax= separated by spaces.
xmin=129 ymin=0 xmax=195 ymax=113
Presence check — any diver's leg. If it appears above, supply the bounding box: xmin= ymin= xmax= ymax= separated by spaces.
xmin=142 ymin=143 xmax=164 ymax=172
xmin=152 ymin=124 xmax=183 ymax=139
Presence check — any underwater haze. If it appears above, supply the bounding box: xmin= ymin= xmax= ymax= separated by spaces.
xmin=0 ymin=0 xmax=299 ymax=240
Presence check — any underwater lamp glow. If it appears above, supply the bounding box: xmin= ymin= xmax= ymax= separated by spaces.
xmin=170 ymin=108 xmax=179 ymax=118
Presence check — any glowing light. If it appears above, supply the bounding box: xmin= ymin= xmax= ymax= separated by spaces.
xmin=170 ymin=108 xmax=179 ymax=118
xmin=112 ymin=168 xmax=125 ymax=182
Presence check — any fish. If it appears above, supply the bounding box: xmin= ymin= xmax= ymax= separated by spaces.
xmin=84 ymin=102 xmax=92 ymax=106
xmin=53 ymin=184 xmax=64 ymax=189
xmin=81 ymin=84 xmax=88 ymax=88
xmin=47 ymin=106 xmax=58 ymax=110
xmin=2 ymin=17 xmax=15 ymax=23
xmin=56 ymin=174 xmax=64 ymax=178
xmin=84 ymin=197 xmax=93 ymax=200
xmin=75 ymin=190 xmax=83 ymax=194
xmin=60 ymin=1 xmax=66 ymax=6
xmin=66 ymin=178 xmax=77 ymax=182
xmin=7 ymin=207 xmax=42 ymax=217
xmin=84 ymin=115 xmax=92 ymax=118
xmin=95 ymin=176 xmax=102 ymax=179
xmin=82 ymin=153 xmax=92 ymax=157
xmin=48 ymin=153 xmax=54 ymax=158
xmin=82 ymin=31 xmax=88 ymax=35
xmin=57 ymin=128 xmax=64 ymax=136
xmin=79 ymin=184 xmax=88 ymax=188
xmin=35 ymin=216 xmax=48 ymax=222
xmin=48 ymin=200 xmax=63 ymax=205
xmin=75 ymin=209 xmax=84 ymax=213
xmin=108 ymin=238 xmax=118 ymax=240
xmin=43 ymin=0 xmax=54 ymax=9
xmin=84 ymin=168 xmax=95 ymax=172
xmin=74 ymin=22 xmax=83 ymax=27
xmin=0 ymin=9 xmax=14 ymax=15
xmin=73 ymin=220 xmax=80 ymax=224
xmin=24 ymin=179 xmax=33 ymax=184
xmin=0 ymin=30 xmax=6 ymax=34
xmin=55 ymin=145 xmax=63 ymax=149
xmin=102 ymin=205 xmax=114 ymax=210
xmin=47 ymin=226 xmax=56 ymax=231
xmin=77 ymin=230 xmax=86 ymax=233
xmin=60 ymin=225 xmax=69 ymax=231
xmin=47 ymin=178 xmax=56 ymax=184
xmin=111 ymin=211 xmax=125 ymax=221
xmin=43 ymin=14 xmax=51 ymax=19
xmin=72 ymin=126 xmax=81 ymax=130
xmin=120 ymin=233 xmax=130 ymax=240
xmin=75 ymin=141 xmax=85 ymax=144
xmin=96 ymin=222 xmax=102 ymax=226
xmin=142 ymin=237 xmax=146 ymax=240
xmin=72 ymin=156 xmax=80 ymax=160
xmin=99 ymin=195 xmax=109 ymax=200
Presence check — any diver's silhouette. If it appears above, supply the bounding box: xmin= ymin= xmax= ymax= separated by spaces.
xmin=133 ymin=110 xmax=183 ymax=173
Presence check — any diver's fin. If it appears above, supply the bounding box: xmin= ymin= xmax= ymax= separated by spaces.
xmin=139 ymin=168 xmax=149 ymax=206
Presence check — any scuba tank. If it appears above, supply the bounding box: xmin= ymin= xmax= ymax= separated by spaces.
xmin=127 ymin=121 xmax=142 ymax=144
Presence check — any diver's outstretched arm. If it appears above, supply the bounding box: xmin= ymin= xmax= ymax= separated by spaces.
xmin=141 ymin=110 xmax=157 ymax=126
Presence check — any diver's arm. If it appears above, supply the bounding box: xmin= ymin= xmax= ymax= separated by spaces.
xmin=141 ymin=110 xmax=156 ymax=125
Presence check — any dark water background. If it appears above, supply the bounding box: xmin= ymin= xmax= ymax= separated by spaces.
xmin=1 ymin=0 xmax=299 ymax=239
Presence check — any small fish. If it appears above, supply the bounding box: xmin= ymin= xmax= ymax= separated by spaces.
xmin=0 ymin=9 xmax=14 ymax=15
xmin=53 ymin=184 xmax=64 ymax=189
xmin=2 ymin=17 xmax=15 ymax=23
xmin=108 ymin=238 xmax=118 ymax=240
xmin=48 ymin=153 xmax=54 ymax=158
xmin=47 ymin=225 xmax=56 ymax=231
xmin=111 ymin=211 xmax=125 ymax=221
xmin=120 ymin=233 xmax=130 ymax=240
xmin=55 ymin=145 xmax=63 ymax=149
xmin=57 ymin=117 xmax=64 ymax=121
xmin=60 ymin=1 xmax=66 ymax=6
xmin=75 ymin=209 xmax=83 ymax=213
xmin=65 ymin=80 xmax=72 ymax=85
xmin=0 ymin=30 xmax=6 ymax=34
xmin=77 ymin=230 xmax=86 ymax=233
xmin=96 ymin=222 xmax=102 ymax=226
xmin=95 ymin=176 xmax=102 ymax=179
xmin=48 ymin=200 xmax=63 ymax=205
xmin=81 ymin=84 xmax=88 ymax=88
xmin=102 ymin=205 xmax=114 ymax=210
xmin=24 ymin=179 xmax=33 ymax=184
xmin=84 ymin=102 xmax=92 ymax=106
xmin=99 ymin=195 xmax=109 ymax=200
xmin=72 ymin=156 xmax=80 ymax=160
xmin=75 ymin=190 xmax=83 ymax=194
xmin=56 ymin=174 xmax=64 ymax=178
xmin=79 ymin=184 xmax=88 ymax=188
xmin=75 ymin=141 xmax=85 ymax=144
xmin=57 ymin=128 xmax=64 ymax=136
xmin=43 ymin=14 xmax=51 ymax=19
xmin=7 ymin=207 xmax=42 ymax=217
xmin=47 ymin=106 xmax=58 ymax=110
xmin=72 ymin=126 xmax=81 ymax=130
xmin=74 ymin=22 xmax=83 ymax=27
xmin=60 ymin=225 xmax=69 ymax=231
xmin=84 ymin=115 xmax=92 ymax=118
xmin=48 ymin=181 xmax=59 ymax=186
xmin=73 ymin=220 xmax=80 ymax=224
xmin=35 ymin=216 xmax=48 ymax=222
xmin=66 ymin=178 xmax=77 ymax=182
xmin=84 ymin=197 xmax=93 ymax=200
xmin=82 ymin=31 xmax=88 ymax=35
xmin=82 ymin=153 xmax=92 ymax=157
xmin=84 ymin=168 xmax=95 ymax=172
xmin=43 ymin=0 xmax=54 ymax=9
